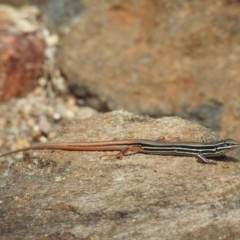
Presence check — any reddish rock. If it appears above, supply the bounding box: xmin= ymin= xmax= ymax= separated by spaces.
xmin=0 ymin=5 xmax=45 ymax=103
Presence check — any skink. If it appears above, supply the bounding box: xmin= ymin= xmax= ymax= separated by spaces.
xmin=0 ymin=137 xmax=238 ymax=164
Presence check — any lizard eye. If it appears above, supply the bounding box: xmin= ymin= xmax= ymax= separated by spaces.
xmin=223 ymin=139 xmax=239 ymax=148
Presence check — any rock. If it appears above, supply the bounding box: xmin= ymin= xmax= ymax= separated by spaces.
xmin=0 ymin=0 xmax=31 ymax=7
xmin=33 ymin=0 xmax=83 ymax=32
xmin=0 ymin=4 xmax=44 ymax=103
xmin=1 ymin=111 xmax=240 ymax=239
xmin=57 ymin=0 xmax=240 ymax=138
xmin=0 ymin=0 xmax=82 ymax=32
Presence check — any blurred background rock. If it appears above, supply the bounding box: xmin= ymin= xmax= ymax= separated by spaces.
xmin=0 ymin=0 xmax=239 ymax=156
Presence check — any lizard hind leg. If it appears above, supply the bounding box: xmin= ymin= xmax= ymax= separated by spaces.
xmin=154 ymin=136 xmax=166 ymax=142
xmin=116 ymin=145 xmax=143 ymax=159
xmin=154 ymin=136 xmax=182 ymax=142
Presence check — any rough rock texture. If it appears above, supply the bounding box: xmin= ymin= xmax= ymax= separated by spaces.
xmin=1 ymin=111 xmax=240 ymax=239
xmin=0 ymin=5 xmax=45 ymax=102
xmin=58 ymin=0 xmax=240 ymax=139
